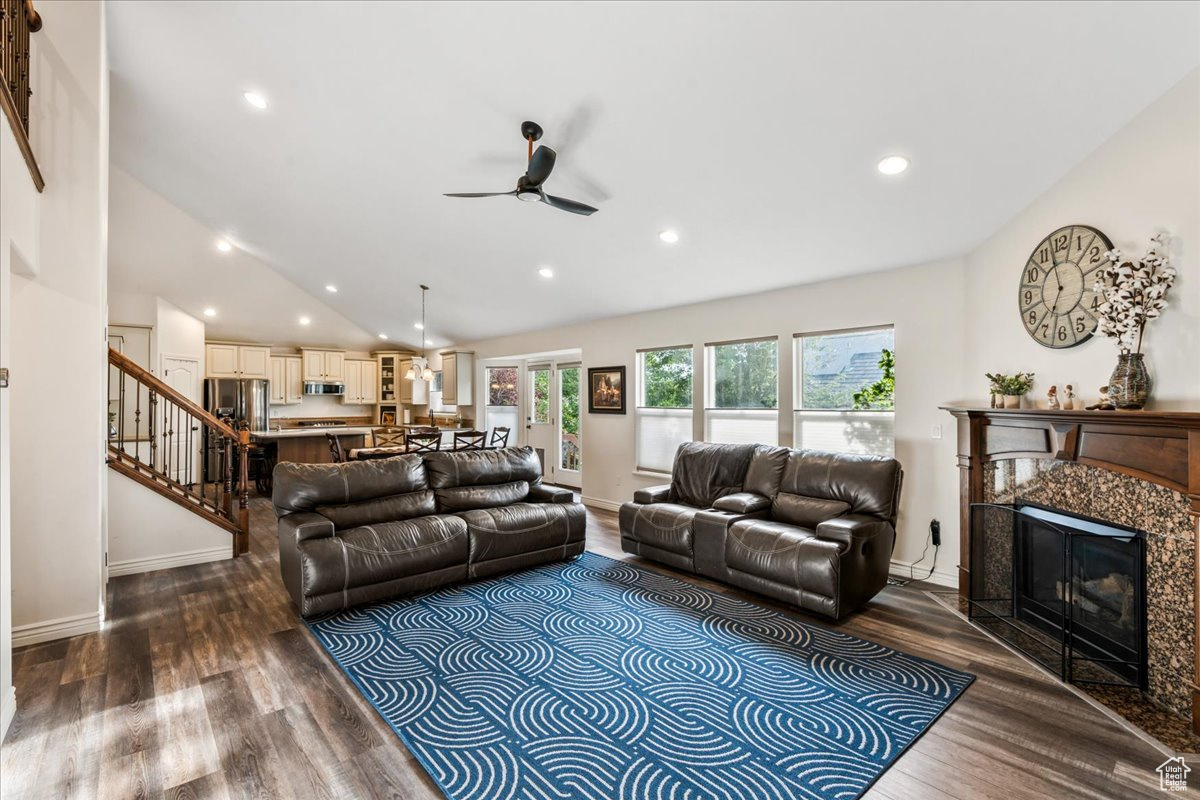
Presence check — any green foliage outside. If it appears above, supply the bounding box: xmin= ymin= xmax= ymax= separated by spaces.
xmin=713 ymin=341 xmax=777 ymax=409
xmin=561 ymin=367 xmax=580 ymax=436
xmin=487 ymin=367 xmax=518 ymax=406
xmin=532 ymin=369 xmax=550 ymax=423
xmin=852 ymin=349 xmax=895 ymax=410
xmin=642 ymin=348 xmax=693 ymax=408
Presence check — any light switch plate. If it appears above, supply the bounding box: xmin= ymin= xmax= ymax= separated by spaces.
xmin=930 ymin=424 xmax=942 ymax=439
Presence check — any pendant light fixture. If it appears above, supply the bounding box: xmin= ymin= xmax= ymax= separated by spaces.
xmin=405 ymin=284 xmax=434 ymax=381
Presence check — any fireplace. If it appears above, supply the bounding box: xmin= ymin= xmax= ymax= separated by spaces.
xmin=970 ymin=503 xmax=1147 ymax=689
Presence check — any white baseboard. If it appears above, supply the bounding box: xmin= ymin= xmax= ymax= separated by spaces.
xmin=12 ymin=611 xmax=101 ymax=648
xmin=1 ymin=684 xmax=15 ymax=742
xmin=890 ymin=558 xmax=957 ymax=587
xmin=108 ymin=546 xmax=231 ymax=578
xmin=582 ymin=496 xmax=623 ymax=513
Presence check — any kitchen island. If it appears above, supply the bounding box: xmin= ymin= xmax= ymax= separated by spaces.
xmin=252 ymin=426 xmax=372 ymax=464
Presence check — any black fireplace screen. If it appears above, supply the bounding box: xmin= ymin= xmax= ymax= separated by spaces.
xmin=968 ymin=503 xmax=1146 ymax=689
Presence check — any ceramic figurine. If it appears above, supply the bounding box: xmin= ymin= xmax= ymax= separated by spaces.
xmin=1046 ymin=385 xmax=1059 ymax=410
xmin=1063 ymin=385 xmax=1076 ymax=410
xmin=1085 ymin=386 xmax=1116 ymax=411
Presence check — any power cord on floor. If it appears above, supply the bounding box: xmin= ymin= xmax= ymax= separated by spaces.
xmin=888 ymin=519 xmax=940 ymax=587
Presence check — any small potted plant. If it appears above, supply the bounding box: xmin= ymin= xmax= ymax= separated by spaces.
xmin=986 ymin=372 xmax=1035 ymax=409
xmin=1094 ymin=234 xmax=1176 ymax=409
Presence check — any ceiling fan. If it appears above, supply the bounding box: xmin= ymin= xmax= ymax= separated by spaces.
xmin=444 ymin=121 xmax=599 ymax=216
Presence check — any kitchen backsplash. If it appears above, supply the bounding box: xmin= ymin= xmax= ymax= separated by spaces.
xmin=269 ymin=394 xmax=375 ymax=419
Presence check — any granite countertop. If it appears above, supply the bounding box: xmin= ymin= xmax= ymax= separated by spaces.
xmin=252 ymin=426 xmax=375 ymax=439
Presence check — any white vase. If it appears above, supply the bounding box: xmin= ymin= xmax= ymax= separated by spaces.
xmin=1003 ymin=394 xmax=1021 ymax=409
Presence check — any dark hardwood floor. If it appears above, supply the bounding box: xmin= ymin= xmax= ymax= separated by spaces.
xmin=1 ymin=498 xmax=1186 ymax=799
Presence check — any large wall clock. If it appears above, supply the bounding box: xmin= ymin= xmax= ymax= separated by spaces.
xmin=1018 ymin=224 xmax=1112 ymax=348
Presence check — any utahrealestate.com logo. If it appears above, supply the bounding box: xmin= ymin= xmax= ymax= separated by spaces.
xmin=1157 ymin=757 xmax=1190 ymax=792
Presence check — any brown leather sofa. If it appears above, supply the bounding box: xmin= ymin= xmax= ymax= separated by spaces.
xmin=620 ymin=442 xmax=902 ymax=619
xmin=274 ymin=446 xmax=584 ymax=616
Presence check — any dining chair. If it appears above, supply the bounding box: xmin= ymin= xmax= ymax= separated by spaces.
xmin=406 ymin=432 xmax=442 ymax=453
xmin=489 ymin=426 xmax=511 ymax=448
xmin=326 ymin=433 xmax=345 ymax=463
xmin=372 ymin=427 xmax=407 ymax=448
xmin=453 ymin=430 xmax=487 ymax=451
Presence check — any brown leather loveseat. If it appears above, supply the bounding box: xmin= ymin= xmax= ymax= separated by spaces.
xmin=273 ymin=446 xmax=585 ymax=616
xmin=620 ymin=442 xmax=902 ymax=619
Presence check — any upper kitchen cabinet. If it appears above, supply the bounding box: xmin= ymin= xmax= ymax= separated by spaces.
xmin=398 ymin=357 xmax=429 ymax=405
xmin=269 ymin=355 xmax=303 ymax=405
xmin=342 ymin=360 xmax=378 ymax=405
xmin=206 ymin=343 xmax=271 ymax=379
xmin=440 ymin=350 xmax=474 ymax=406
xmin=301 ymin=349 xmax=346 ymax=382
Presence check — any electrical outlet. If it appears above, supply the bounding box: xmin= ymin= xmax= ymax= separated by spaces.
xmin=930 ymin=424 xmax=942 ymax=439
xmin=930 ymin=519 xmax=941 ymax=547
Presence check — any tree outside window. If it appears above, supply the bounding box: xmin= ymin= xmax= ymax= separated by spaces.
xmin=641 ymin=348 xmax=692 ymax=408
xmin=487 ymin=367 xmax=518 ymax=407
xmin=712 ymin=340 xmax=777 ymax=408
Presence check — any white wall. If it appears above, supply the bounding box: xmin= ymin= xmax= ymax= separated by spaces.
xmin=460 ymin=258 xmax=968 ymax=585
xmin=0 ymin=0 xmax=109 ymax=738
xmin=107 ymin=471 xmax=230 ymax=575
xmin=965 ymin=70 xmax=1200 ymax=408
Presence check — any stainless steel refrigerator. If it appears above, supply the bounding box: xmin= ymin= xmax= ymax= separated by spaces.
xmin=203 ymin=378 xmax=269 ymax=481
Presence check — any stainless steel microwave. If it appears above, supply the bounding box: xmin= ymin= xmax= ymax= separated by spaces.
xmin=303 ymin=381 xmax=345 ymax=396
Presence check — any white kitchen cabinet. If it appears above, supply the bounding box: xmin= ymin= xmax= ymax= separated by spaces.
xmin=269 ymin=356 xmax=304 ymax=405
xmin=399 ymin=358 xmax=429 ymax=405
xmin=205 ymin=344 xmax=239 ymax=377
xmin=207 ymin=343 xmax=271 ymax=378
xmin=284 ymin=356 xmax=303 ymax=403
xmin=359 ymin=360 xmax=377 ymax=404
xmin=342 ymin=359 xmax=380 ymax=405
xmin=238 ymin=346 xmax=271 ymax=379
xmin=440 ymin=350 xmax=474 ymax=406
xmin=301 ymin=349 xmax=346 ymax=382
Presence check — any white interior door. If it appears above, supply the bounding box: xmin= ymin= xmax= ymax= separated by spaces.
xmin=526 ymin=364 xmax=554 ymax=478
xmin=161 ymin=355 xmax=200 ymax=484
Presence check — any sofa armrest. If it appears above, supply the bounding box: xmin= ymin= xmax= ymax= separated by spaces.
xmin=712 ymin=492 xmax=770 ymax=514
xmin=528 ymin=484 xmax=574 ymax=504
xmin=633 ymin=484 xmax=672 ymax=504
xmin=279 ymin=511 xmax=335 ymax=544
xmin=815 ymin=514 xmax=892 ymax=551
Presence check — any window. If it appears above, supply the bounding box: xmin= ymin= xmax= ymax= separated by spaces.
xmin=485 ymin=366 xmax=519 ymax=440
xmin=704 ymin=338 xmax=778 ymax=445
xmin=794 ymin=326 xmax=895 ymax=457
xmin=559 ymin=365 xmax=581 ymax=472
xmin=529 ymin=365 xmax=551 ymax=424
xmin=636 ymin=346 xmax=693 ymax=472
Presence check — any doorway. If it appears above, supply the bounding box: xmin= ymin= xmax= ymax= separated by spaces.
xmin=524 ymin=359 xmax=582 ymax=489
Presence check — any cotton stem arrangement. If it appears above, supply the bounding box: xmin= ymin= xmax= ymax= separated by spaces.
xmin=1095 ymin=234 xmax=1176 ymax=355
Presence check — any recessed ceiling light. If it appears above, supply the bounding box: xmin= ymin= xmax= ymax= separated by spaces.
xmin=378 ymin=333 xmax=388 ymax=340
xmin=414 ymin=322 xmax=424 ymax=330
xmin=243 ymin=91 xmax=268 ymax=110
xmin=425 ymin=338 xmax=433 ymax=346
xmin=325 ymin=284 xmax=337 ymax=293
xmin=538 ymin=267 xmax=554 ymax=279
xmin=658 ymin=230 xmax=680 ymax=244
xmin=203 ymin=308 xmax=216 ymax=317
xmin=298 ymin=316 xmax=311 ymax=326
xmin=216 ymin=239 xmax=233 ymax=253
xmin=877 ymin=155 xmax=910 ymax=175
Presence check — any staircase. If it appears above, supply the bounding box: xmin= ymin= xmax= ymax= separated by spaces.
xmin=107 ymin=347 xmax=250 ymax=555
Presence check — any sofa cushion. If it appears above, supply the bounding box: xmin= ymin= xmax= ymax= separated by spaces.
xmin=743 ymin=445 xmax=790 ymax=498
xmin=273 ymin=454 xmax=428 ymax=516
xmin=623 ymin=502 xmax=700 ymax=555
xmin=316 ymin=490 xmax=436 ymax=530
xmin=726 ymin=518 xmax=842 ymax=598
xmin=436 ymin=480 xmax=530 ymax=512
xmin=424 ymin=446 xmax=542 ymax=489
xmin=669 ymin=442 xmax=756 ymax=508
xmin=771 ymin=493 xmax=851 ymax=528
xmin=300 ymin=514 xmax=468 ymax=595
xmin=458 ymin=502 xmax=585 ymax=562
xmin=777 ymin=449 xmax=902 ymax=522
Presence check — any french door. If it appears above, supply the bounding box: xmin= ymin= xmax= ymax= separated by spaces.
xmin=525 ymin=362 xmax=582 ymax=488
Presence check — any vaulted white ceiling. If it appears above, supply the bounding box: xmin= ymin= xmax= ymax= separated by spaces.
xmin=106 ymin=1 xmax=1199 ymax=350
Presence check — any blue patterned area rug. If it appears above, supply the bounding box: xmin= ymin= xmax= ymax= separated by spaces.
xmin=306 ymin=552 xmax=973 ymax=800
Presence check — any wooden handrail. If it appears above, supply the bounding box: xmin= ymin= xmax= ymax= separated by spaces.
xmin=0 ymin=0 xmax=44 ymax=190
xmin=23 ymin=0 xmax=40 ymax=31
xmin=108 ymin=347 xmax=236 ymax=437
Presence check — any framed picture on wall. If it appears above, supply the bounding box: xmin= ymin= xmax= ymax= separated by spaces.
xmin=587 ymin=366 xmax=626 ymax=414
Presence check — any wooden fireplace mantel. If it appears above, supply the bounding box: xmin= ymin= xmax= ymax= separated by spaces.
xmin=942 ymin=404 xmax=1200 ymax=731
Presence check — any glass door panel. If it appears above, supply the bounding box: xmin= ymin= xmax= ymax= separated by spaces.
xmin=557 ymin=365 xmax=582 ymax=487
xmin=527 ymin=365 xmax=554 ymax=477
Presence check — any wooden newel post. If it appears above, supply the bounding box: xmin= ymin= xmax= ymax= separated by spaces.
xmin=236 ymin=430 xmax=251 ymax=556
xmin=223 ymin=436 xmax=234 ymax=520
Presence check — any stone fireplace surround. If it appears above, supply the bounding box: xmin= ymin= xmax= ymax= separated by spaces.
xmin=944 ymin=407 xmax=1200 ymax=731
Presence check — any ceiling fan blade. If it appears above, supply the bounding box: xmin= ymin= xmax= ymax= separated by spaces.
xmin=443 ymin=191 xmax=517 ymax=198
xmin=543 ymin=193 xmax=598 ymax=216
xmin=525 ymin=146 xmax=557 ymax=187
